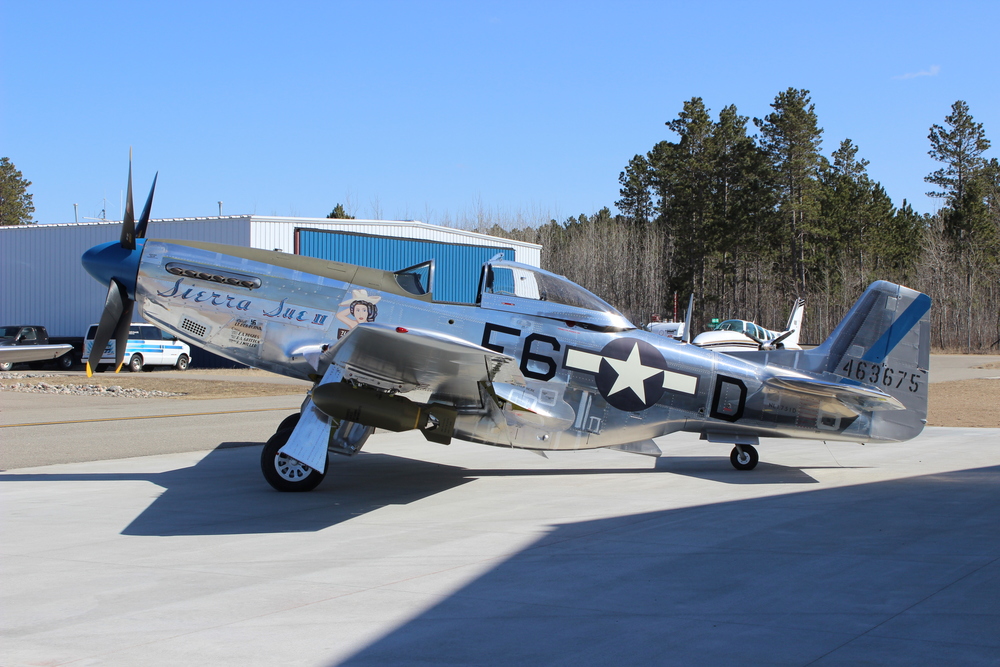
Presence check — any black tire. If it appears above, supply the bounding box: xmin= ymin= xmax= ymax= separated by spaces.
xmin=730 ymin=444 xmax=759 ymax=471
xmin=261 ymin=428 xmax=326 ymax=492
xmin=175 ymin=354 xmax=190 ymax=371
xmin=57 ymin=353 xmax=75 ymax=370
xmin=276 ymin=412 xmax=301 ymax=434
xmin=128 ymin=354 xmax=144 ymax=373
xmin=0 ymin=361 xmax=14 ymax=372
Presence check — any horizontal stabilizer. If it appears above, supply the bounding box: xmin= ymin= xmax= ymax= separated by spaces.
xmin=766 ymin=376 xmax=905 ymax=412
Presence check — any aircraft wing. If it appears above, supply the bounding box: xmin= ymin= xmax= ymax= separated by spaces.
xmin=323 ymin=323 xmax=524 ymax=408
xmin=766 ymin=376 xmax=905 ymax=413
xmin=0 ymin=344 xmax=72 ymax=365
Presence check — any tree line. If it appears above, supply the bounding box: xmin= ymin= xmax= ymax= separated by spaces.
xmin=6 ymin=90 xmax=997 ymax=350
xmin=477 ymin=90 xmax=1000 ymax=352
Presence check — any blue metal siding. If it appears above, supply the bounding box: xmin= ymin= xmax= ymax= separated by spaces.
xmin=298 ymin=231 xmax=514 ymax=303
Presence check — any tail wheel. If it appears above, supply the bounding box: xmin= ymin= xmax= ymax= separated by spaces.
xmin=175 ymin=354 xmax=189 ymax=371
xmin=261 ymin=428 xmax=326 ymax=492
xmin=730 ymin=444 xmax=759 ymax=471
xmin=128 ymin=354 xmax=144 ymax=372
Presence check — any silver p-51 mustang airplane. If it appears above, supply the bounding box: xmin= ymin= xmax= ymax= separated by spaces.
xmin=82 ymin=162 xmax=932 ymax=492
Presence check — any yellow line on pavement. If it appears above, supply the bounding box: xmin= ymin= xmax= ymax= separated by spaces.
xmin=0 ymin=407 xmax=296 ymax=428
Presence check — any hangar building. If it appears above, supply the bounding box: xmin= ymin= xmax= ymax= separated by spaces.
xmin=0 ymin=215 xmax=540 ymax=343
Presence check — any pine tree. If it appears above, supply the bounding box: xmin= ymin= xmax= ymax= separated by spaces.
xmin=0 ymin=157 xmax=35 ymax=225
xmin=326 ymin=203 xmax=354 ymax=219
xmin=754 ymin=88 xmax=826 ymax=296
xmin=925 ymin=100 xmax=990 ymax=204
xmin=616 ymin=155 xmax=654 ymax=225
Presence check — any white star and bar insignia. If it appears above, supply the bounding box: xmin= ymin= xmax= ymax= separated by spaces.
xmin=564 ymin=338 xmax=698 ymax=412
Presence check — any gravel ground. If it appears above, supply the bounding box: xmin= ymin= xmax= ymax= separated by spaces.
xmin=927 ymin=378 xmax=1000 ymax=428
xmin=0 ymin=370 xmax=306 ymax=400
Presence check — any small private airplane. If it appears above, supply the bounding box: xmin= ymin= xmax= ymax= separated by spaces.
xmin=80 ymin=160 xmax=932 ymax=491
xmin=692 ymin=299 xmax=806 ymax=352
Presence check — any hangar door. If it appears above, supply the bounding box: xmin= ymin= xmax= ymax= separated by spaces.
xmin=296 ymin=229 xmax=514 ymax=303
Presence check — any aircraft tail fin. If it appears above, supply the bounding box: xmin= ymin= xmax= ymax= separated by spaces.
xmin=682 ymin=294 xmax=694 ymax=344
xmin=808 ymin=281 xmax=931 ymax=442
xmin=780 ymin=298 xmax=806 ymax=348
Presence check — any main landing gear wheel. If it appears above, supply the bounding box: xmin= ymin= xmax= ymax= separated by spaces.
xmin=730 ymin=444 xmax=759 ymax=471
xmin=261 ymin=428 xmax=326 ymax=492
xmin=275 ymin=412 xmax=301 ymax=434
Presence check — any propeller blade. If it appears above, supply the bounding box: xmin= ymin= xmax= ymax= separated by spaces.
xmin=768 ymin=329 xmax=795 ymax=349
xmin=136 ymin=172 xmax=158 ymax=239
xmin=749 ymin=329 xmax=793 ymax=351
xmin=112 ymin=300 xmax=135 ymax=372
xmin=120 ymin=152 xmax=136 ymax=250
xmin=87 ymin=279 xmax=129 ymax=376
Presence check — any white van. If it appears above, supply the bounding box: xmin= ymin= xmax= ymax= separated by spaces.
xmin=84 ymin=323 xmax=191 ymax=372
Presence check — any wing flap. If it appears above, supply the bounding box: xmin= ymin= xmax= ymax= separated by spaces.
xmin=766 ymin=376 xmax=905 ymax=412
xmin=323 ymin=323 xmax=523 ymax=408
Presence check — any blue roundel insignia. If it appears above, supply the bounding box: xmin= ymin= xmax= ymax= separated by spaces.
xmin=593 ymin=338 xmax=668 ymax=411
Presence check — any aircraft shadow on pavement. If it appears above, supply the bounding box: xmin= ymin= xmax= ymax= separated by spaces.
xmin=0 ymin=445 xmax=475 ymax=537
xmin=654 ymin=456 xmax=821 ymax=484
xmin=334 ymin=464 xmax=1000 ymax=666
xmin=0 ymin=446 xmax=826 ymax=536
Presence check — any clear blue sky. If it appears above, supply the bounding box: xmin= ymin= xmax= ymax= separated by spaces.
xmin=3 ymin=0 xmax=998 ymax=225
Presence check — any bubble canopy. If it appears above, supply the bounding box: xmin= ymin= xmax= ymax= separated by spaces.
xmin=479 ymin=260 xmax=635 ymax=331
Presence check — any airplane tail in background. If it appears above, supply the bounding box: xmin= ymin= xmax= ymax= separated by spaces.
xmin=807 ymin=281 xmax=931 ymax=442
xmin=780 ymin=298 xmax=806 ymax=349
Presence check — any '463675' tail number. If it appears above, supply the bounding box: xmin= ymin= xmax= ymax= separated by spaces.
xmin=841 ymin=359 xmax=922 ymax=392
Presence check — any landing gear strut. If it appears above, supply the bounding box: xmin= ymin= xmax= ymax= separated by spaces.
xmin=261 ymin=408 xmax=373 ymax=491
xmin=730 ymin=444 xmax=759 ymax=471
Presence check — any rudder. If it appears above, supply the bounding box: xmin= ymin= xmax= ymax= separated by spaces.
xmin=810 ymin=281 xmax=931 ymax=441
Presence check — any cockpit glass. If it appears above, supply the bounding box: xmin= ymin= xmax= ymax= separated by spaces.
xmin=394 ymin=261 xmax=432 ymax=296
xmin=487 ymin=264 xmax=625 ymax=316
xmin=717 ymin=320 xmax=744 ymax=333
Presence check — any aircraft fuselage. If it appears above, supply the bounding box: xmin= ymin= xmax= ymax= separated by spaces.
xmin=133 ymin=239 xmax=918 ymax=453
